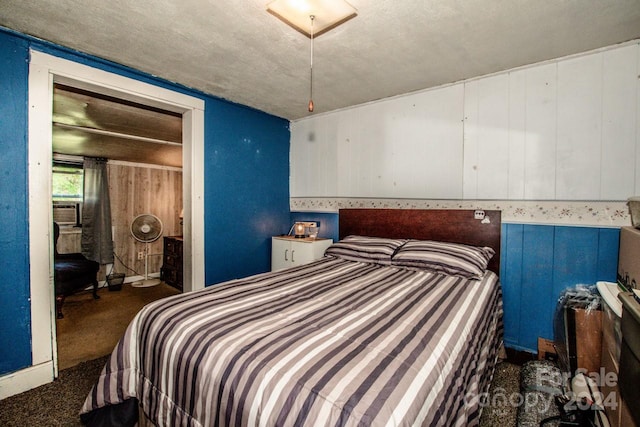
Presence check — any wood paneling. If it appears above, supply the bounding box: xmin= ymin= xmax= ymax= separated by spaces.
xmin=501 ymin=224 xmax=619 ymax=353
xmin=106 ymin=163 xmax=182 ymax=280
xmin=602 ymin=45 xmax=638 ymax=199
xmin=556 ymin=54 xmax=602 ymax=199
xmin=463 ymin=74 xmax=510 ymax=199
xmin=56 ymin=230 xmax=81 ymax=254
xmin=53 ymin=164 xmax=181 ymax=281
xmin=290 ymin=43 xmax=640 ymax=202
xmin=291 ymin=84 xmax=464 ymax=199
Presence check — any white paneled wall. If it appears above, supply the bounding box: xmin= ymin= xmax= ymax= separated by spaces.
xmin=463 ymin=74 xmax=511 ymax=199
xmin=600 ymin=45 xmax=640 ymax=199
xmin=291 ymin=85 xmax=464 ymax=198
xmin=290 ymin=41 xmax=640 ymax=201
xmin=556 ymin=54 xmax=601 ymax=199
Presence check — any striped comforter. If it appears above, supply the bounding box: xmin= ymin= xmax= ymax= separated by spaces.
xmin=81 ymin=256 xmax=503 ymax=426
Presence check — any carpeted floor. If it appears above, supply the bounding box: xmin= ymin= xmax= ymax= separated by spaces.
xmin=0 ymin=358 xmax=521 ymax=426
xmin=56 ymin=282 xmax=180 ymax=370
xmin=0 ymin=355 xmax=109 ymax=426
xmin=479 ymin=361 xmax=522 ymax=426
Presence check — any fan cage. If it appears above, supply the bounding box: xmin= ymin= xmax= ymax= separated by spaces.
xmin=130 ymin=214 xmax=163 ymax=243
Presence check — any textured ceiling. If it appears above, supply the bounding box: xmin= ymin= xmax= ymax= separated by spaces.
xmin=1 ymin=0 xmax=640 ymax=120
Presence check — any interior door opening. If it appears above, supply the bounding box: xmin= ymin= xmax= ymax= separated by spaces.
xmin=51 ymin=83 xmax=187 ymax=370
xmin=28 ymin=50 xmax=205 ymax=386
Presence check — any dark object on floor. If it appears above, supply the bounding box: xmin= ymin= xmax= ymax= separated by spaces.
xmin=54 ymin=222 xmax=100 ymax=318
xmin=538 ymin=373 xmax=608 ymax=427
xmin=506 ymin=346 xmax=538 ymax=365
xmin=80 ymin=398 xmax=138 ymax=427
xmin=517 ymin=360 xmax=562 ymax=427
xmin=539 ymin=398 xmax=599 ymax=427
xmin=106 ymin=272 xmax=125 ymax=291
xmin=554 ymin=285 xmax=602 ymax=376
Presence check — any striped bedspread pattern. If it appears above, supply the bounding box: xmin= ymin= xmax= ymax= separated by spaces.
xmin=81 ymin=256 xmax=503 ymax=426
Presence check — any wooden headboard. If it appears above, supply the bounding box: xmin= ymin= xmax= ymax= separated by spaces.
xmin=339 ymin=209 xmax=502 ymax=274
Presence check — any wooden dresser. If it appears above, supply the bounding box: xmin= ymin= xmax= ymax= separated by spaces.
xmin=161 ymin=236 xmax=183 ymax=291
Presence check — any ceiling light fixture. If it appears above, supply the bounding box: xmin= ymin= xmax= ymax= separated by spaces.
xmin=267 ymin=0 xmax=357 ymax=113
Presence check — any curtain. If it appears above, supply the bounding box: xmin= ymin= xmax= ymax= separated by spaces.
xmin=81 ymin=157 xmax=114 ymax=264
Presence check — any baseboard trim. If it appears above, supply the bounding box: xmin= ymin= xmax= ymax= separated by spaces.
xmin=505 ymin=347 xmax=537 ymax=365
xmin=95 ymin=272 xmax=161 ymax=289
xmin=504 ymin=341 xmax=537 ymax=354
xmin=0 ymin=361 xmax=54 ymax=400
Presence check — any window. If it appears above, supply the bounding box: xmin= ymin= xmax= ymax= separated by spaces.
xmin=52 ymin=163 xmax=83 ymax=202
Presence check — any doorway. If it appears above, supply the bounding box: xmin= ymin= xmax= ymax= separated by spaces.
xmin=28 ymin=50 xmax=205 ymax=379
xmin=51 ymin=82 xmax=187 ymax=368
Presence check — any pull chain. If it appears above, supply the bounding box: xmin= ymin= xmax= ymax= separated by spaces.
xmin=308 ymin=15 xmax=315 ymax=112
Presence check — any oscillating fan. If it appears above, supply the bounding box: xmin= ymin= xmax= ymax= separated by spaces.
xmin=130 ymin=213 xmax=163 ymax=288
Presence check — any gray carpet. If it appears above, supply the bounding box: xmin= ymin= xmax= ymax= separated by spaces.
xmin=479 ymin=361 xmax=521 ymax=426
xmin=0 ymin=358 xmax=520 ymax=426
xmin=0 ymin=356 xmax=109 ymax=426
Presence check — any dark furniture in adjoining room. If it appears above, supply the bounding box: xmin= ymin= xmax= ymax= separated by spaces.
xmin=161 ymin=236 xmax=183 ymax=291
xmin=53 ymin=222 xmax=100 ymax=319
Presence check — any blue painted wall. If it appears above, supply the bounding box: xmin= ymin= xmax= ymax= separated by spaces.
xmin=0 ymin=32 xmax=31 ymax=376
xmin=0 ymin=28 xmax=290 ymax=376
xmin=292 ymin=211 xmax=620 ymax=354
xmin=501 ymin=224 xmax=619 ymax=352
xmin=205 ymin=103 xmax=290 ymax=284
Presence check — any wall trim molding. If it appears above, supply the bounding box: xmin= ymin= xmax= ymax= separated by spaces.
xmin=0 ymin=362 xmax=54 ymax=400
xmin=290 ymin=198 xmax=630 ymax=228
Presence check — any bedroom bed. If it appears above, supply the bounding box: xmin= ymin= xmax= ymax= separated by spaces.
xmin=80 ymin=209 xmax=504 ymax=427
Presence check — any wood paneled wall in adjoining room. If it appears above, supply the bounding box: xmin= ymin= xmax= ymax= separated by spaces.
xmin=106 ymin=161 xmax=182 ymax=281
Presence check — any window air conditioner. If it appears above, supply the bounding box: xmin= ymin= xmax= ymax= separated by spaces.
xmin=53 ymin=203 xmax=81 ymax=226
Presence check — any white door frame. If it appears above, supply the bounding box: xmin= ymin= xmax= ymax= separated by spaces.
xmin=1 ymin=50 xmax=205 ymax=398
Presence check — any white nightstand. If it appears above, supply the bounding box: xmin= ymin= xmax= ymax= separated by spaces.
xmin=271 ymin=236 xmax=333 ymax=271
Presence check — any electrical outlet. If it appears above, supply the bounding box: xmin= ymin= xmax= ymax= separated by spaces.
xmin=474 ymin=210 xmax=485 ymax=220
xmin=137 ymin=251 xmax=144 ymax=260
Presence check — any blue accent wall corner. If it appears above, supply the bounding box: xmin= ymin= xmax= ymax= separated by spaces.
xmin=0 ymin=32 xmax=32 ymax=373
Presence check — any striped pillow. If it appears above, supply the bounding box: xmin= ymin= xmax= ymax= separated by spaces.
xmin=391 ymin=240 xmax=494 ymax=279
xmin=325 ymin=235 xmax=407 ymax=265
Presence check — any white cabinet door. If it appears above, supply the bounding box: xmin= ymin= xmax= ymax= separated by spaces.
xmin=271 ymin=238 xmax=292 ymax=271
xmin=271 ymin=237 xmax=333 ymax=271
xmin=289 ymin=241 xmax=315 ymax=267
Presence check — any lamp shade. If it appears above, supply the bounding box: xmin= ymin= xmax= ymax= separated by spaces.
xmin=294 ymin=222 xmax=306 ymax=238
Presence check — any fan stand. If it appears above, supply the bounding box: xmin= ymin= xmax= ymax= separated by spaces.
xmin=131 ymin=242 xmax=161 ymax=288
